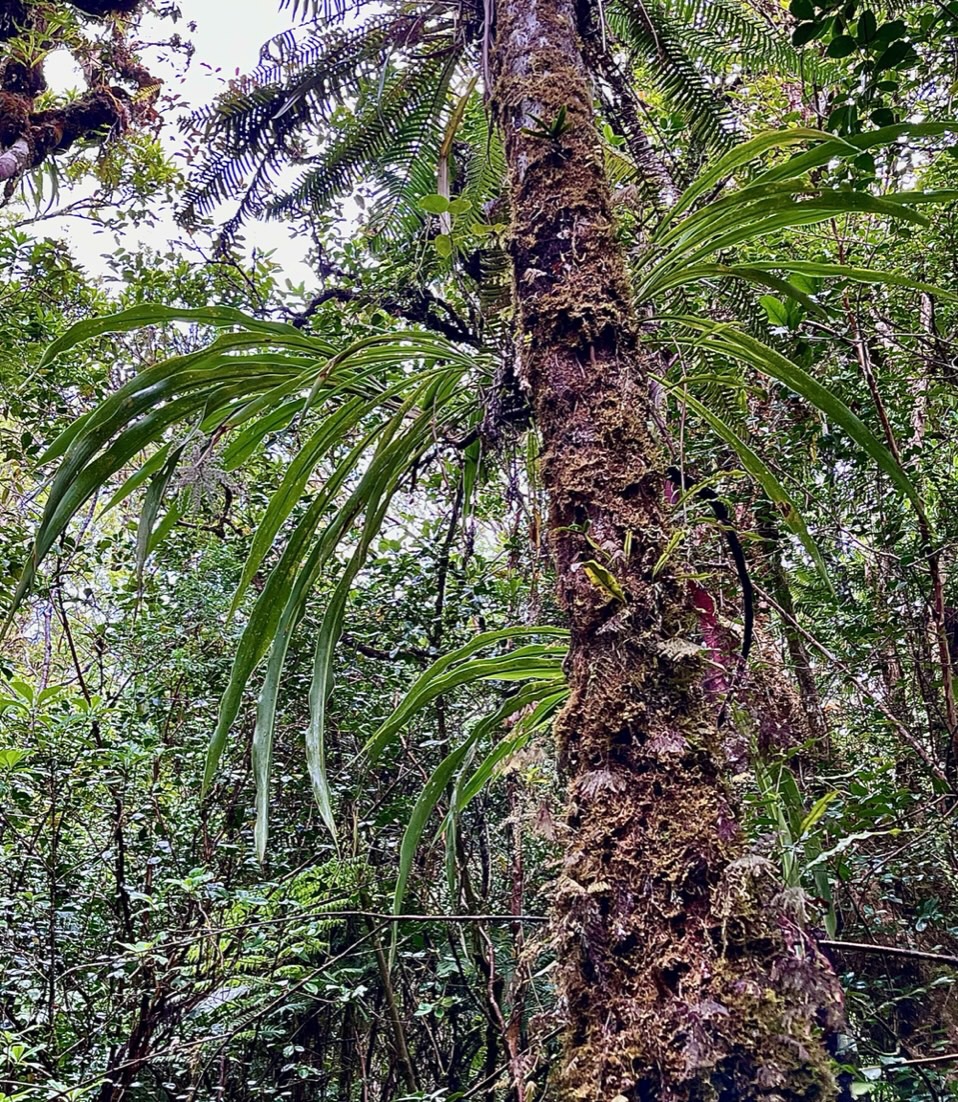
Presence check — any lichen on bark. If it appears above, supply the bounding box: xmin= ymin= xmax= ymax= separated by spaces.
xmin=490 ymin=0 xmax=847 ymax=1098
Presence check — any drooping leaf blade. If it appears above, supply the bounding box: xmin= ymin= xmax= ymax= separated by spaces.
xmin=660 ymin=380 xmax=832 ymax=590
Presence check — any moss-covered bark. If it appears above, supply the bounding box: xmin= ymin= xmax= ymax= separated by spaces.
xmin=0 ymin=2 xmax=159 ymax=190
xmin=490 ymin=2 xmax=847 ymax=1098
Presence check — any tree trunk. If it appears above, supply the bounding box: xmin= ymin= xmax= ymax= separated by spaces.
xmin=0 ymin=137 xmax=31 ymax=181
xmin=758 ymin=512 xmax=830 ymax=757
xmin=489 ymin=2 xmax=847 ymax=1098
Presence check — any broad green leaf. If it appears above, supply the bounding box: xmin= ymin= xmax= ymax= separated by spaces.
xmin=6 ymin=390 xmax=214 ymax=636
xmin=800 ymin=790 xmax=839 ymax=837
xmin=653 ymin=180 xmax=820 ymax=251
xmin=658 ymin=317 xmax=925 ymax=516
xmin=363 ymin=626 xmax=567 ymax=759
xmin=0 ymin=747 xmax=29 ymax=768
xmin=580 ymin=560 xmax=627 ymax=602
xmin=664 ymin=129 xmax=850 ymax=226
xmin=391 ymin=678 xmax=565 ymax=960
xmin=205 ymin=413 xmax=406 ymax=793
xmin=147 ymin=503 xmax=182 ymax=557
xmin=228 ymin=396 xmax=369 ymax=618
xmin=752 ymin=122 xmax=958 ymax=187
xmin=221 ymin=398 xmax=303 ymax=470
xmin=759 ymin=295 xmax=794 ymax=328
xmin=645 ymin=262 xmax=826 ymax=314
xmin=100 ymin=442 xmax=174 ymax=516
xmin=301 ymin=410 xmax=426 ymax=845
xmin=643 ymin=191 xmax=932 ymax=299
xmin=826 ymin=34 xmax=856 ymax=58
xmin=730 ymin=260 xmax=958 ymax=301
xmin=662 ymin=192 xmax=928 ymax=275
xmin=451 ymin=687 xmax=567 ymax=811
xmin=418 ymin=193 xmax=450 ymax=214
xmin=661 ymin=381 xmax=832 ymax=590
xmin=246 ymin=375 xmax=468 ymax=845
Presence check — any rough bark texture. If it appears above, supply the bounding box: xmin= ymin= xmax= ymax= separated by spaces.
xmin=0 ymin=2 xmax=159 ymax=191
xmin=490 ymin=2 xmax=847 ymax=1098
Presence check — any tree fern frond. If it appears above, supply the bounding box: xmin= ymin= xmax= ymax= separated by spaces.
xmin=455 ymin=96 xmax=506 ymax=221
xmin=608 ymin=0 xmax=742 ymax=154
xmin=475 ymin=247 xmax=512 ymax=331
xmin=215 ymin=152 xmax=286 ymax=251
xmin=277 ymin=0 xmax=353 ymax=23
xmin=267 ymin=55 xmax=453 ymax=218
xmin=369 ymin=88 xmax=506 ymax=252
xmin=669 ymin=0 xmax=814 ymax=78
xmin=189 ymin=18 xmax=402 ymax=137
xmin=180 ymin=16 xmax=422 ymax=229
xmin=364 ymin=58 xmax=459 ymax=248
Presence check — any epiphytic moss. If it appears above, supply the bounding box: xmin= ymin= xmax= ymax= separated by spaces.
xmin=490 ymin=1 xmax=847 ymax=1098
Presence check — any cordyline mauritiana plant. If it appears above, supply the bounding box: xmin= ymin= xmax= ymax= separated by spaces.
xmin=11 ymin=0 xmax=958 ymax=1099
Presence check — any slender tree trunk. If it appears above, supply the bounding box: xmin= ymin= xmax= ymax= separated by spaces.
xmin=490 ymin=2 xmax=847 ymax=1098
xmin=758 ymin=512 xmax=830 ymax=755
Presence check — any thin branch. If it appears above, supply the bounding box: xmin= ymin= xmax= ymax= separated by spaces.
xmin=755 ymin=583 xmax=950 ymax=784
xmin=322 ymin=910 xmax=548 ymax=924
xmin=340 ymin=632 xmax=433 ymax=662
xmin=290 ymin=283 xmax=479 ymax=345
xmin=820 ymin=939 xmax=958 ymax=968
xmin=0 ymin=137 xmax=32 ymax=182
xmin=897 ymin=1052 xmax=958 ymax=1067
xmin=10 ymin=196 xmax=102 ymax=228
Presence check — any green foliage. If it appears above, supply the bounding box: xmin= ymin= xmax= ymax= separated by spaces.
xmin=608 ymin=0 xmax=742 ymax=154
xmin=8 ymin=3 xmax=958 ymax=1100
xmin=180 ymin=0 xmax=805 ymax=245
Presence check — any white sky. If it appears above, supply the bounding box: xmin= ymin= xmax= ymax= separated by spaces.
xmin=38 ymin=1 xmax=317 ymax=287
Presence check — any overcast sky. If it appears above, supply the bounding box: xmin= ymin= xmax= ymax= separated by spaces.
xmin=40 ymin=1 xmax=316 ymax=286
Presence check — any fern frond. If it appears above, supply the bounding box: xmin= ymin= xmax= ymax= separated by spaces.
xmin=455 ymin=95 xmax=506 ymax=220
xmin=179 ymin=15 xmax=423 ymax=229
xmin=608 ymin=0 xmax=742 ymax=155
xmin=267 ymin=54 xmax=453 ymax=218
xmin=278 ymin=0 xmax=353 ymax=23
xmin=364 ymin=58 xmax=460 ymax=248
xmin=369 ymin=90 xmax=505 ymax=247
xmin=669 ymin=0 xmax=812 ymax=78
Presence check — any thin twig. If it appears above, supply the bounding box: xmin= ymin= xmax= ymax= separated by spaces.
xmin=897 ymin=1052 xmax=958 ymax=1067
xmin=820 ymin=939 xmax=958 ymax=968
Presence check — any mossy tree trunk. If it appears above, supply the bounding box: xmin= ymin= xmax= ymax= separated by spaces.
xmin=490 ymin=2 xmax=848 ymax=1098
xmin=0 ymin=2 xmax=158 ymax=191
